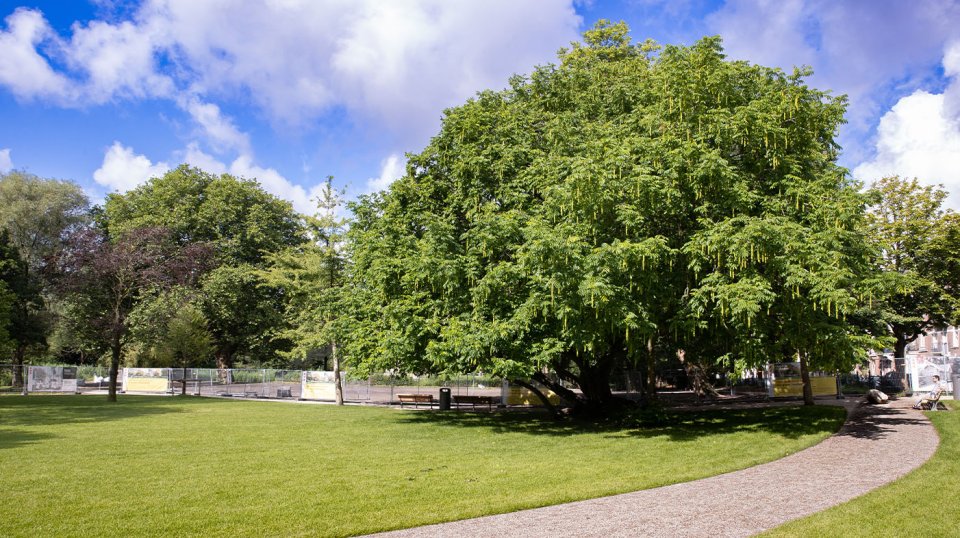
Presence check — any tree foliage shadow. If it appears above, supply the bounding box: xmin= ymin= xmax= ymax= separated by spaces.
xmin=393 ymin=405 xmax=846 ymax=442
xmin=838 ymin=404 xmax=931 ymax=440
xmin=0 ymin=395 xmax=193 ymax=449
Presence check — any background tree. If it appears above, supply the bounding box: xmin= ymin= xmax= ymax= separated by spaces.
xmin=866 ymin=176 xmax=958 ymax=369
xmin=197 ymin=265 xmax=289 ymax=368
xmin=0 ymin=171 xmax=88 ymax=376
xmin=155 ymin=304 xmax=214 ymax=395
xmin=346 ymin=22 xmax=873 ymax=414
xmin=261 ymin=177 xmax=348 ymax=404
xmin=0 ymin=229 xmax=45 ymax=386
xmin=54 ymin=226 xmax=213 ymax=401
xmin=0 ymin=281 xmax=13 ymax=359
xmin=103 ymin=165 xmax=306 ymax=368
xmin=924 ymin=212 xmax=960 ymax=325
xmin=0 ymin=171 xmax=89 ymax=272
xmin=0 ymin=236 xmax=20 ymax=359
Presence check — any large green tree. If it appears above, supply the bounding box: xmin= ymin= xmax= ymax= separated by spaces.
xmin=0 ymin=171 xmax=89 ymax=376
xmin=865 ymin=176 xmax=959 ymax=364
xmin=103 ymin=165 xmax=306 ymax=368
xmin=346 ymin=22 xmax=873 ymax=414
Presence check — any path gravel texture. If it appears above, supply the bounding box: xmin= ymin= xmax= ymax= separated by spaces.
xmin=369 ymin=398 xmax=940 ymax=538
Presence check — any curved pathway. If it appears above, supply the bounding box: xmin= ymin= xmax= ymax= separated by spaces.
xmin=370 ymin=398 xmax=940 ymax=537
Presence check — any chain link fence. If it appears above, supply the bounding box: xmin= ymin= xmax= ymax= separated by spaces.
xmin=3 ymin=365 xmax=602 ymax=408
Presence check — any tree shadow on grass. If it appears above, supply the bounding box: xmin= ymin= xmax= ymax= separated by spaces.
xmin=0 ymin=428 xmax=57 ymax=450
xmin=393 ymin=405 xmax=846 ymax=442
xmin=0 ymin=395 xmax=194 ymax=449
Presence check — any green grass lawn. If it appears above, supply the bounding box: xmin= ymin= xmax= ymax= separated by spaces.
xmin=0 ymin=396 xmax=844 ymax=537
xmin=764 ymin=402 xmax=959 ymax=537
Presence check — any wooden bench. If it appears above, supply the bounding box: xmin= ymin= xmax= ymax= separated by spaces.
xmin=397 ymin=394 xmax=434 ymax=408
xmin=920 ymin=390 xmax=946 ymax=411
xmin=452 ymin=395 xmax=497 ymax=410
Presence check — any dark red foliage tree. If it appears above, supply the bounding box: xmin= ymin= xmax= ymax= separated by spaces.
xmin=54 ymin=226 xmax=214 ymax=401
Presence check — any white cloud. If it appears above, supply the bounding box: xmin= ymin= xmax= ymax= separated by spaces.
xmin=0 ymin=8 xmax=75 ymax=102
xmin=65 ymin=17 xmax=173 ymax=102
xmin=0 ymin=2 xmax=580 ymax=138
xmin=943 ymin=40 xmax=960 ymax=121
xmin=706 ymin=0 xmax=816 ymax=73
xmin=853 ymin=90 xmax=960 ymax=210
xmin=178 ymin=142 xmax=322 ymax=215
xmin=181 ymin=97 xmax=250 ymax=154
xmin=93 ymin=141 xmax=170 ymax=192
xmin=365 ymin=153 xmax=405 ymax=193
xmin=707 ymin=0 xmax=960 ymax=160
xmin=854 ymin=42 xmax=960 ymax=210
xmin=0 ymin=148 xmax=13 ymax=174
xmin=945 ymin=40 xmax=960 ymax=77
xmin=228 ymin=153 xmax=322 ymax=215
xmin=0 ymin=148 xmax=11 ymax=172
xmin=181 ymin=142 xmax=227 ymax=175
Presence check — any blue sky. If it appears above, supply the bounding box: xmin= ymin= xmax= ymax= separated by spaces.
xmin=1 ymin=0 xmax=959 ymax=213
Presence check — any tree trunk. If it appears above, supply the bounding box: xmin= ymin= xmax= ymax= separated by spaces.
xmin=544 ymin=354 xmax=635 ymax=417
xmin=683 ymin=360 xmax=720 ymax=402
xmin=893 ymin=336 xmax=908 ymax=374
xmin=12 ymin=345 xmax=25 ymax=388
xmin=533 ymin=371 xmax=580 ymax=407
xmin=514 ymin=378 xmax=561 ymax=417
xmin=644 ymin=336 xmax=659 ymax=403
xmin=108 ymin=334 xmax=122 ymax=403
xmin=215 ymin=347 xmax=233 ymax=369
xmin=799 ymin=353 xmax=814 ymax=406
xmin=332 ymin=341 xmax=343 ymax=406
xmin=181 ymin=365 xmax=188 ymax=396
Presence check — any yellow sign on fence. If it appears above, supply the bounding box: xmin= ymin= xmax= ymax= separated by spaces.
xmin=124 ymin=373 xmax=169 ymax=393
xmin=773 ymin=376 xmax=837 ymax=397
xmin=301 ymin=371 xmax=336 ymax=400
xmin=506 ymin=386 xmax=561 ymax=406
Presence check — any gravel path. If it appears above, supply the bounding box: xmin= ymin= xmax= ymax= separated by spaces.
xmin=369 ymin=398 xmax=940 ymax=538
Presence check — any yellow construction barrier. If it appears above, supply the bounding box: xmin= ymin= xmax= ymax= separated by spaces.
xmin=506 ymin=386 xmax=561 ymax=406
xmin=773 ymin=376 xmax=837 ymax=397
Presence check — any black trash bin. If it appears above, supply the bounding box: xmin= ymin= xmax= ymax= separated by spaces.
xmin=439 ymin=387 xmax=451 ymax=410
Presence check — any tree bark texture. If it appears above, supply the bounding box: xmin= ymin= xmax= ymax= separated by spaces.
xmin=332 ymin=341 xmax=343 ymax=405
xmin=108 ymin=335 xmax=121 ymax=403
xmin=799 ymin=353 xmax=814 ymax=406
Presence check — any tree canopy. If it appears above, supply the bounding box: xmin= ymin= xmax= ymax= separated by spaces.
xmin=261 ymin=177 xmax=350 ymax=403
xmin=54 ymin=226 xmax=214 ymax=400
xmin=0 ymin=171 xmax=89 ymax=374
xmin=346 ymin=22 xmax=873 ymax=413
xmin=102 ymin=165 xmax=307 ymax=367
xmin=103 ymin=165 xmax=304 ymax=265
xmin=0 ymin=170 xmax=89 ymax=273
xmin=866 ymin=176 xmax=959 ymax=361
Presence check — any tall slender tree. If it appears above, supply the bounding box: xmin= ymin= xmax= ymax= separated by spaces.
xmin=262 ymin=177 xmax=348 ymax=404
